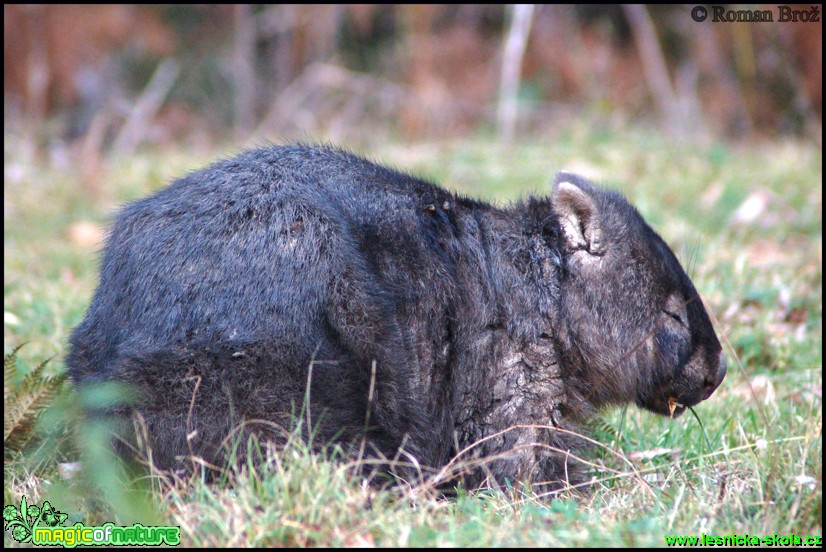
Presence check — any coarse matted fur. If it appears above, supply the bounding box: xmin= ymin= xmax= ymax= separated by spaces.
xmin=67 ymin=145 xmax=726 ymax=491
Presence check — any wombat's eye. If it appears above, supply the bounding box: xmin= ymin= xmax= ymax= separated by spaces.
xmin=663 ymin=310 xmax=685 ymax=326
xmin=663 ymin=294 xmax=690 ymax=329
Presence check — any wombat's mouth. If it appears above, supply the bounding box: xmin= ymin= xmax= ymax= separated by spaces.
xmin=641 ymin=352 xmax=727 ymax=418
xmin=641 ymin=397 xmax=686 ymax=418
xmin=638 ymin=391 xmax=695 ymax=418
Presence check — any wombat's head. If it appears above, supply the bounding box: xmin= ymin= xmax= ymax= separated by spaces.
xmin=552 ymin=172 xmax=726 ymax=418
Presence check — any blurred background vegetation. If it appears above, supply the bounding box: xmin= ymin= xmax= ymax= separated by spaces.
xmin=4 ymin=4 xmax=822 ymax=156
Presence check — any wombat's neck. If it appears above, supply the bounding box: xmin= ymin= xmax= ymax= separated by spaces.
xmin=472 ymin=204 xmax=566 ymax=341
xmin=475 ymin=204 xmax=608 ymax=421
xmin=444 ymin=205 xmax=597 ymax=474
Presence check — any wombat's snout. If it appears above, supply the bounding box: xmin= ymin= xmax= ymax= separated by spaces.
xmin=702 ymin=350 xmax=727 ymax=400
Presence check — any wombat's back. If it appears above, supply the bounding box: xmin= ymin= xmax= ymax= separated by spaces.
xmin=67 ymin=145 xmax=447 ymax=383
xmin=68 ymin=145 xmax=484 ymax=473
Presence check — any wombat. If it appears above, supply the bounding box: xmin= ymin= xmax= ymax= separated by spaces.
xmin=67 ymin=144 xmax=726 ymax=491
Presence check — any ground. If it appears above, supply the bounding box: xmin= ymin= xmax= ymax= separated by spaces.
xmin=4 ymin=123 xmax=821 ymax=546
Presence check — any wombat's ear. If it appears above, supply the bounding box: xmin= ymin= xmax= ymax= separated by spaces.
xmin=551 ymin=172 xmax=605 ymax=255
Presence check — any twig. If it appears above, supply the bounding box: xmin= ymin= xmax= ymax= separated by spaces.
xmin=112 ymin=59 xmax=180 ymax=156
xmin=233 ymin=4 xmax=257 ymax=140
xmin=497 ymin=4 xmax=535 ymax=143
xmin=622 ymin=5 xmax=683 ymax=135
xmin=254 ymin=62 xmax=406 ymax=137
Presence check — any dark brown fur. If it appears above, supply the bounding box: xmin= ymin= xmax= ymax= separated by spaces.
xmin=67 ymin=145 xmax=726 ymax=491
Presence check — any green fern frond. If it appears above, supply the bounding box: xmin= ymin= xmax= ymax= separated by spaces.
xmin=3 ymin=346 xmax=68 ymax=456
xmin=594 ymin=417 xmax=620 ymax=439
xmin=4 ymin=342 xmax=27 ymax=402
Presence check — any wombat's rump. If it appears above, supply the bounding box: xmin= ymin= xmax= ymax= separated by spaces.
xmin=67 ymin=145 xmax=726 ymax=491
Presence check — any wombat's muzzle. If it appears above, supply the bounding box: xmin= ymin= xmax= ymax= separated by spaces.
xmin=701 ymin=350 xmax=727 ymax=400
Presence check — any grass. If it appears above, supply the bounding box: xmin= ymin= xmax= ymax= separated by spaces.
xmin=4 ymin=123 xmax=822 ymax=547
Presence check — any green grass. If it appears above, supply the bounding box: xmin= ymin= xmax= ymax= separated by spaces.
xmin=4 ymin=124 xmax=822 ymax=546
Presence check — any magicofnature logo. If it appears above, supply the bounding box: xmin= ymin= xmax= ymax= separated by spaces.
xmin=4 ymin=496 xmax=180 ymax=547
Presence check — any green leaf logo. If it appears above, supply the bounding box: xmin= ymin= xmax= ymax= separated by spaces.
xmin=39 ymin=501 xmax=68 ymax=527
xmin=3 ymin=496 xmax=68 ymax=543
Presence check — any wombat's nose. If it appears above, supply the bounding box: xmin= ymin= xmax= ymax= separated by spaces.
xmin=702 ymin=351 xmax=727 ymax=399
